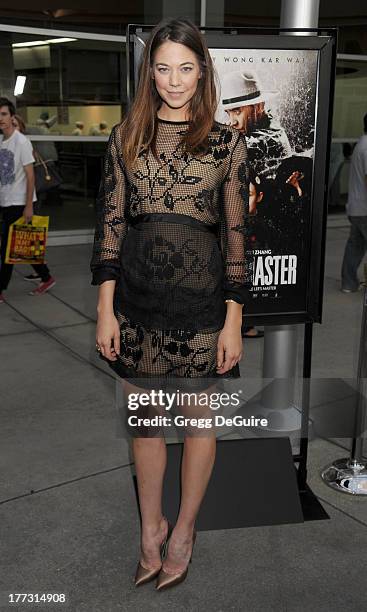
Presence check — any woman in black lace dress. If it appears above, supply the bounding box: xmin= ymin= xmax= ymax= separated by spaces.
xmin=90 ymin=18 xmax=249 ymax=590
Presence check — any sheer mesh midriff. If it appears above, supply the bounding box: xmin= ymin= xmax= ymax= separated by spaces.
xmin=90 ymin=119 xmax=249 ymax=380
xmin=114 ymin=214 xmax=226 ymax=333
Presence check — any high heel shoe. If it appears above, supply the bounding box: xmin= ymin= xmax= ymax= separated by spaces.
xmin=155 ymin=530 xmax=197 ymax=591
xmin=134 ymin=518 xmax=173 ymax=587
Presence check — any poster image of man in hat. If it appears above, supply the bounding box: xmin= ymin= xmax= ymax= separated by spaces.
xmin=220 ymin=70 xmax=304 ymax=199
xmin=219 ymin=68 xmax=312 ymax=313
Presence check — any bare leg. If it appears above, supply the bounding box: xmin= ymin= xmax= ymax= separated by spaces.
xmin=162 ymin=383 xmax=217 ymax=574
xmin=132 ymin=437 xmax=168 ymax=570
xmin=124 ymin=380 xmax=168 ymax=571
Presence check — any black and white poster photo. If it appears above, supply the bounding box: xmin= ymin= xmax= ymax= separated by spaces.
xmin=211 ymin=48 xmax=318 ymax=313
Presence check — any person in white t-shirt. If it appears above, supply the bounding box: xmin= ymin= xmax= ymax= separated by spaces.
xmin=341 ymin=113 xmax=367 ymax=292
xmin=0 ymin=97 xmax=56 ymax=303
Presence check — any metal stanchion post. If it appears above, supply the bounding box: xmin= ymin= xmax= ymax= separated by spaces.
xmin=321 ymin=264 xmax=367 ymax=495
xmin=246 ymin=0 xmax=320 ymax=435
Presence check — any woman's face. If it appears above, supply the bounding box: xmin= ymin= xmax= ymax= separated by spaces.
xmin=152 ymin=40 xmax=202 ymax=115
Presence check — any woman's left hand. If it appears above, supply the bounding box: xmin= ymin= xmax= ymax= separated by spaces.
xmin=216 ymin=324 xmax=243 ymax=374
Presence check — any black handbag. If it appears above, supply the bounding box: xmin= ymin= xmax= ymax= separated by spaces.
xmin=34 ymin=150 xmax=62 ymax=193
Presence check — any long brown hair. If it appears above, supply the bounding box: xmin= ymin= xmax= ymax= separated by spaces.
xmin=120 ymin=18 xmax=218 ymax=168
xmin=13 ymin=113 xmax=26 ymax=134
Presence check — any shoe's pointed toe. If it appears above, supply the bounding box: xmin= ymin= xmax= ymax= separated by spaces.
xmin=134 ymin=517 xmax=173 ymax=586
xmin=156 ymin=529 xmax=196 ymax=590
xmin=156 ymin=567 xmax=188 ymax=590
xmin=134 ymin=562 xmax=161 ymax=587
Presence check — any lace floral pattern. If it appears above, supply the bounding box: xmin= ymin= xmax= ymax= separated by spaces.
xmin=109 ymin=313 xmax=239 ymax=380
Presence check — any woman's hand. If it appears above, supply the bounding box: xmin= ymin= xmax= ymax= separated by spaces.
xmin=96 ymin=279 xmax=119 ymax=360
xmin=216 ymin=325 xmax=243 ymax=374
xmin=96 ymin=311 xmax=120 ymax=361
xmin=216 ymin=320 xmax=243 ymax=374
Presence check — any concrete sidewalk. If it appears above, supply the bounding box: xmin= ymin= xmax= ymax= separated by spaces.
xmin=1 ymin=222 xmax=367 ymax=611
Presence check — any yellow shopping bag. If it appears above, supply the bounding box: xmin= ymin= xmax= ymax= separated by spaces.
xmin=5 ymin=215 xmax=49 ymax=264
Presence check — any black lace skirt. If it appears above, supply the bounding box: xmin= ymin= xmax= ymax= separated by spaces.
xmin=102 ymin=213 xmax=240 ymax=384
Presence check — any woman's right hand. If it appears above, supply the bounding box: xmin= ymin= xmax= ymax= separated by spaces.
xmin=96 ymin=311 xmax=121 ymax=361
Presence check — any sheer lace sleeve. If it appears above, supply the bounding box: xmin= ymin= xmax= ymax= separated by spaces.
xmin=220 ymin=131 xmax=250 ymax=305
xmin=90 ymin=125 xmax=128 ymax=285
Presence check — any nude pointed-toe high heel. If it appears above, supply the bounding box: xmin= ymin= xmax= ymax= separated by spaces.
xmin=155 ymin=530 xmax=197 ymax=591
xmin=134 ymin=518 xmax=173 ymax=587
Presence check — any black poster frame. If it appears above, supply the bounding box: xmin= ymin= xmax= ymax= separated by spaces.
xmin=126 ymin=25 xmax=337 ymax=327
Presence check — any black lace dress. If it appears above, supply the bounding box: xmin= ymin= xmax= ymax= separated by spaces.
xmin=90 ymin=118 xmax=249 ymax=385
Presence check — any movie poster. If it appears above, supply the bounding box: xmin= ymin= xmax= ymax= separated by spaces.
xmin=210 ymin=48 xmax=318 ymax=314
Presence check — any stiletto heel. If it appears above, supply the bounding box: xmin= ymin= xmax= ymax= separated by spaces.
xmin=156 ymin=530 xmax=197 ymax=591
xmin=134 ymin=517 xmax=173 ymax=587
xmin=160 ymin=521 xmax=173 ymax=559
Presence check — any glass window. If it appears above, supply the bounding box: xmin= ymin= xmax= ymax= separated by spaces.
xmin=333 ymin=58 xmax=367 ymax=140
xmin=328 ymin=57 xmax=367 ymax=211
xmin=0 ymin=29 xmax=125 ymax=232
xmin=320 ymin=0 xmax=367 ymax=54
xmin=1 ymin=32 xmax=126 ymax=132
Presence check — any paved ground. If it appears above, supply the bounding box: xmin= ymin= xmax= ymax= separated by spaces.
xmin=1 ymin=215 xmax=366 ymax=611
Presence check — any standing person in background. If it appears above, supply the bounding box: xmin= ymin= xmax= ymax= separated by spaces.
xmin=89 ymin=124 xmax=100 ymax=136
xmin=28 ymin=114 xmax=59 ymax=164
xmin=12 ymin=113 xmax=57 ymax=288
xmin=72 ymin=121 xmax=84 ymax=136
xmin=11 ymin=114 xmax=26 ymax=135
xmin=328 ymin=136 xmax=344 ymax=209
xmin=341 ymin=113 xmax=367 ymax=293
xmin=98 ymin=121 xmax=109 ymax=135
xmin=89 ymin=122 xmax=110 ymax=136
xmin=26 ymin=113 xmax=61 ymax=207
xmin=0 ymin=99 xmax=55 ymax=303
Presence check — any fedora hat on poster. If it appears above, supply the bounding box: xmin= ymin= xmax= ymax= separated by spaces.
xmin=221 ymin=70 xmax=279 ymax=110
